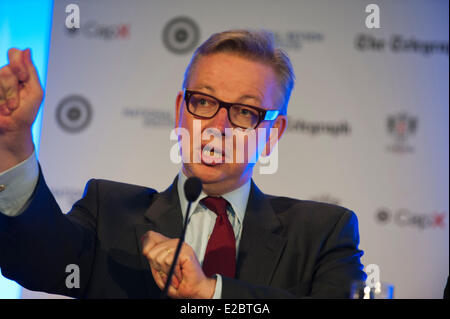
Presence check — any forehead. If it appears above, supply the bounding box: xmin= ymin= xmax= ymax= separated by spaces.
xmin=188 ymin=52 xmax=279 ymax=106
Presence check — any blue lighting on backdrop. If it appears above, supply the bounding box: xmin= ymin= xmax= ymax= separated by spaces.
xmin=0 ymin=0 xmax=54 ymax=299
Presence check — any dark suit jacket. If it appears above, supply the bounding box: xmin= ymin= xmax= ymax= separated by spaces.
xmin=0 ymin=168 xmax=366 ymax=298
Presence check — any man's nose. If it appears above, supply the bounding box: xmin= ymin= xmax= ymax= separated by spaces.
xmin=206 ymin=107 xmax=232 ymax=133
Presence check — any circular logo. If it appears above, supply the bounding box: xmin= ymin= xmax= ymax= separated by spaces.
xmin=162 ymin=16 xmax=200 ymax=54
xmin=376 ymin=208 xmax=391 ymax=224
xmin=56 ymin=95 xmax=92 ymax=133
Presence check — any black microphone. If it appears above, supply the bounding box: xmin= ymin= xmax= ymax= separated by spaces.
xmin=161 ymin=176 xmax=202 ymax=298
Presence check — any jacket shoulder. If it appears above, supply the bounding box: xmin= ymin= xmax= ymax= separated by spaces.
xmin=265 ymin=194 xmax=361 ymax=249
xmin=84 ymin=178 xmax=156 ymax=194
xmin=79 ymin=178 xmax=159 ymax=209
xmin=266 ymin=194 xmax=357 ymax=227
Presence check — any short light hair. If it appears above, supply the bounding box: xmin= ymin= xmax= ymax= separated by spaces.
xmin=182 ymin=29 xmax=295 ymax=115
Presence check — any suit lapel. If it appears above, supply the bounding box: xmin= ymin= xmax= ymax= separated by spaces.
xmin=134 ymin=177 xmax=183 ymax=245
xmin=142 ymin=176 xmax=183 ymax=238
xmin=236 ymin=181 xmax=287 ymax=286
xmin=134 ymin=176 xmax=183 ymax=297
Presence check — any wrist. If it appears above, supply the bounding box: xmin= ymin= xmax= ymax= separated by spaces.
xmin=197 ymin=276 xmax=217 ymax=299
xmin=0 ymin=130 xmax=35 ymax=172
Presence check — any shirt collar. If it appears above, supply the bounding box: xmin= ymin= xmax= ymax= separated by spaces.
xmin=177 ymin=170 xmax=250 ymax=224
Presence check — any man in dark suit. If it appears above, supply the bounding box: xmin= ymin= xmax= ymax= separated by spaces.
xmin=0 ymin=30 xmax=366 ymax=298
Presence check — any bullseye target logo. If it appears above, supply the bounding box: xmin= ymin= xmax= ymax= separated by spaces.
xmin=56 ymin=95 xmax=93 ymax=133
xmin=162 ymin=16 xmax=200 ymax=54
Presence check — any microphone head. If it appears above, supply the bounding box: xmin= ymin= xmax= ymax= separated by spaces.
xmin=184 ymin=177 xmax=202 ymax=202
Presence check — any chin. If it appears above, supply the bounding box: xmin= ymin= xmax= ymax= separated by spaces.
xmin=184 ymin=162 xmax=228 ymax=183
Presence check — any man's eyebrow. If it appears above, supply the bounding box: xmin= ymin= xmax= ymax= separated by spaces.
xmin=192 ymin=85 xmax=263 ymax=105
xmin=192 ymin=85 xmax=215 ymax=93
xmin=237 ymin=94 xmax=262 ymax=104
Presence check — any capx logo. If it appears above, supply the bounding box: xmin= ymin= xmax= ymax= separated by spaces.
xmin=386 ymin=112 xmax=418 ymax=153
xmin=376 ymin=208 xmax=446 ymax=230
xmin=66 ymin=20 xmax=130 ymax=40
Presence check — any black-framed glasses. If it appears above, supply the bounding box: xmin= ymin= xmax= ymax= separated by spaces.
xmin=183 ymin=89 xmax=280 ymax=129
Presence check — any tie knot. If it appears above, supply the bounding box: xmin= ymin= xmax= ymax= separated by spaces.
xmin=201 ymin=196 xmax=228 ymax=216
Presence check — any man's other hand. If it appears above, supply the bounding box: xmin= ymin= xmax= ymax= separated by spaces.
xmin=142 ymin=230 xmax=217 ymax=299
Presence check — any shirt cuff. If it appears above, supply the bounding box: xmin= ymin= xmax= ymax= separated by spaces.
xmin=0 ymin=150 xmax=39 ymax=217
xmin=212 ymin=274 xmax=222 ymax=299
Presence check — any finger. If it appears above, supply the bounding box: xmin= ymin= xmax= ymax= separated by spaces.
xmin=161 ymin=247 xmax=183 ymax=284
xmin=151 ymin=267 xmax=179 ymax=290
xmin=159 ymin=243 xmax=187 ymax=284
xmin=148 ymin=231 xmax=170 ymax=243
xmin=21 ymin=48 xmax=42 ymax=93
xmin=165 ymin=282 xmax=181 ymax=299
xmin=151 ymin=244 xmax=174 ymax=273
xmin=174 ymin=263 xmax=183 ymax=284
xmin=149 ymin=239 xmax=180 ymax=272
xmin=177 ymin=243 xmax=206 ymax=280
xmin=150 ymin=267 xmax=165 ymax=289
xmin=0 ymin=73 xmax=7 ymax=111
xmin=161 ymin=247 xmax=176 ymax=269
xmin=0 ymin=66 xmax=19 ymax=111
xmin=0 ymin=99 xmax=12 ymax=116
xmin=142 ymin=231 xmax=169 ymax=255
xmin=162 ymin=271 xmax=180 ymax=289
xmin=162 ymin=248 xmax=183 ymax=283
xmin=143 ymin=234 xmax=173 ymax=260
xmin=148 ymin=243 xmax=184 ymax=286
xmin=7 ymin=48 xmax=29 ymax=83
xmin=146 ymin=243 xmax=172 ymax=272
xmin=141 ymin=233 xmax=157 ymax=256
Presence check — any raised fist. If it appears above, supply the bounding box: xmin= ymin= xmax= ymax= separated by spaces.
xmin=0 ymin=48 xmax=43 ymax=133
xmin=0 ymin=48 xmax=44 ymax=171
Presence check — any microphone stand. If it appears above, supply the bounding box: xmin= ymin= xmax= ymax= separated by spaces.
xmin=160 ymin=200 xmax=192 ymax=298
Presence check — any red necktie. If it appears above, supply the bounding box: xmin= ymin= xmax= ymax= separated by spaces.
xmin=201 ymin=196 xmax=236 ymax=278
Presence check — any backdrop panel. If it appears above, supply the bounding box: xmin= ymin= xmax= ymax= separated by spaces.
xmin=20 ymin=0 xmax=449 ymax=298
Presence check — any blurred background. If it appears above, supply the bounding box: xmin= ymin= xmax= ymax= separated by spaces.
xmin=0 ymin=0 xmax=448 ymax=299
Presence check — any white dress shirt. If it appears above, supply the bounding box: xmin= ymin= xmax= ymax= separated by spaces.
xmin=0 ymin=151 xmax=39 ymax=217
xmin=177 ymin=170 xmax=250 ymax=299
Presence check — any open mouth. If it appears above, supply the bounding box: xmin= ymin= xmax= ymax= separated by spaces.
xmin=200 ymin=145 xmax=225 ymax=166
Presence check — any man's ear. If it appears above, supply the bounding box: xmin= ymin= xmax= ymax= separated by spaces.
xmin=175 ymin=91 xmax=184 ymax=128
xmin=261 ymin=115 xmax=287 ymax=157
